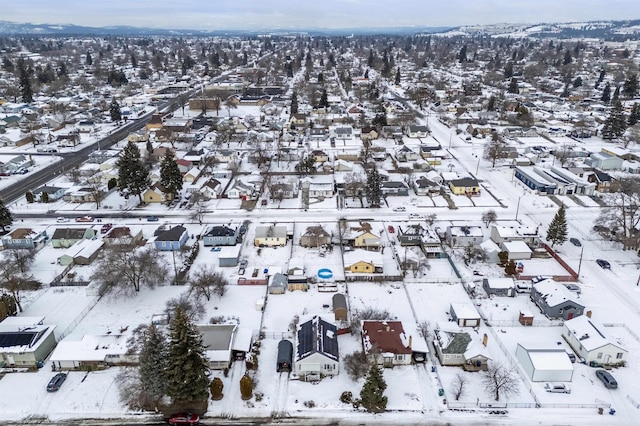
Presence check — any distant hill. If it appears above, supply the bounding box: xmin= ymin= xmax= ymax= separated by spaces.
xmin=0 ymin=20 xmax=450 ymax=36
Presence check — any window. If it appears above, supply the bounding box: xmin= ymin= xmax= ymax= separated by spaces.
xmin=616 ymin=353 xmax=623 ymax=359
xmin=597 ymin=352 xmax=603 ymax=359
xmin=324 ymin=364 xmax=334 ymax=370
xmin=395 ymin=355 xmax=404 ymax=361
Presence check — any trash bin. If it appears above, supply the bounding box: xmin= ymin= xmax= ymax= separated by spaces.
xmin=609 ymin=408 xmax=616 ymax=415
xmin=438 ymin=389 xmax=444 ymax=396
xmin=598 ymin=407 xmax=604 ymax=415
xmin=431 ymin=366 xmax=436 ymax=373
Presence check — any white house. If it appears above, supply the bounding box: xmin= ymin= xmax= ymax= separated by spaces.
xmin=562 ymin=315 xmax=627 ymax=366
xmin=295 ymin=316 xmax=339 ymax=380
xmin=501 ymin=240 xmax=532 ymax=260
xmin=50 ymin=334 xmax=135 ymax=370
xmin=515 ymin=344 xmax=574 ymax=382
xmin=449 ymin=303 xmax=481 ymax=327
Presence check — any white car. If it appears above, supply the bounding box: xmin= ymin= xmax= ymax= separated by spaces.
xmin=56 ymin=217 xmax=70 ymax=223
xmin=544 ymin=382 xmax=571 ymax=394
xmin=409 ymin=213 xmax=424 ymax=220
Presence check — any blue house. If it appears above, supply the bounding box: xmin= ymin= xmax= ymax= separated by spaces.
xmin=154 ymin=225 xmax=189 ymax=251
xmin=203 ymin=225 xmax=239 ymax=247
xmin=1 ymin=227 xmax=48 ymax=249
xmin=514 ymin=167 xmax=557 ymax=195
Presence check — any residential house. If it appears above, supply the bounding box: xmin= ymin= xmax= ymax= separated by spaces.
xmin=433 ymin=327 xmax=490 ymax=370
xmin=309 ymin=127 xmax=329 ymax=141
xmin=397 ymin=224 xmax=443 ymax=256
xmin=413 ymin=176 xmax=441 ymax=196
xmin=531 ymin=279 xmax=584 ymax=320
xmin=395 ymin=145 xmax=419 ymax=162
xmin=268 ymin=272 xmax=288 ymax=295
xmin=32 ymin=185 xmax=66 ymax=202
xmin=405 ymin=125 xmax=429 ymax=138
xmin=51 ymin=227 xmax=96 ymax=249
xmin=203 ymin=225 xmax=239 ymax=247
xmin=1 ymin=227 xmax=47 ymax=249
xmin=381 ymin=181 xmax=410 ymax=197
xmin=301 ymin=225 xmax=332 ymax=248
xmin=514 ymin=166 xmax=557 ymax=195
xmin=269 ymin=178 xmax=299 ymax=200
xmin=562 ymin=315 xmax=627 ymax=366
xmin=586 ymin=169 xmax=614 ymax=192
xmin=175 ymin=158 xmax=193 ymax=174
xmin=449 ymin=177 xmax=480 ymax=196
xmin=154 ymin=225 xmax=189 ymax=251
xmin=0 ymin=316 xmax=57 ymax=368
xmin=343 ymin=249 xmax=383 ymax=274
xmin=311 ymin=150 xmax=330 ymax=164
xmin=142 ymin=182 xmax=168 ymax=204
xmin=334 ymin=159 xmax=354 ymax=172
xmin=183 ymin=167 xmax=202 ymax=184
xmin=50 ymin=333 xmax=135 ymax=370
xmin=360 ymin=126 xmax=379 ymax=142
xmin=254 ymin=225 xmax=287 ymax=247
xmin=287 ymin=257 xmax=308 ymax=291
xmin=482 ymin=278 xmax=515 ymax=297
xmin=102 ymin=226 xmax=144 ymax=247
xmin=585 ymin=152 xmax=623 ymax=170
xmin=295 ymin=316 xmax=339 ymax=380
xmin=490 ymin=225 xmax=540 ymax=246
xmin=333 ymin=126 xmax=354 ymax=141
xmin=213 ymin=149 xmax=237 ymax=164
xmin=289 ymin=113 xmax=307 ymax=128
xmin=199 ymin=178 xmax=223 ymax=199
xmin=445 ymin=225 xmax=484 ymax=248
xmin=197 ymin=324 xmax=253 ymax=370
xmin=57 ymin=239 xmax=104 ymax=266
xmin=226 ymin=179 xmax=256 ymax=199
xmin=449 ymin=303 xmax=481 ymax=327
xmin=361 ymin=320 xmax=413 ymax=367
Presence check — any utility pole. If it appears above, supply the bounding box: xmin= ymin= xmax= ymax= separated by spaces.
xmin=577 ymin=246 xmax=584 ymax=279
xmin=515 ymin=196 xmax=522 ymax=221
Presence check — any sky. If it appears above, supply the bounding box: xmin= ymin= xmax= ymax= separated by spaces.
xmin=0 ymin=0 xmax=637 ymax=31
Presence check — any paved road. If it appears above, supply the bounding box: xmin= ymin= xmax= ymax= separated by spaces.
xmin=0 ymin=95 xmax=188 ymax=206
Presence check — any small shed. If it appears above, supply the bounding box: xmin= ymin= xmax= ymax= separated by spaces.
xmin=501 ymin=240 xmax=532 ymax=260
xmin=519 ymin=310 xmax=534 ymax=326
xmin=332 ymin=293 xmax=348 ymax=321
xmin=515 ymin=344 xmax=574 ymax=382
xmin=255 ymin=297 xmax=265 ymax=311
xmin=449 ymin=303 xmax=481 ymax=327
xmin=268 ymin=273 xmax=288 ymax=295
xmin=277 ymin=339 xmax=294 ymax=372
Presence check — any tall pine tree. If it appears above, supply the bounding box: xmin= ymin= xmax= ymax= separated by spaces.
xmin=138 ymin=324 xmax=168 ymax=405
xmin=546 ymin=205 xmax=568 ymax=247
xmin=0 ymin=198 xmax=12 ymax=232
xmin=110 ymin=99 xmax=122 ymax=122
xmin=628 ymin=103 xmax=640 ymax=127
xmin=290 ymin=91 xmax=298 ymax=115
xmin=166 ymin=308 xmax=209 ymax=404
xmin=117 ymin=141 xmax=150 ymax=203
xmin=601 ymin=82 xmax=611 ymax=103
xmin=365 ymin=167 xmax=382 ymax=207
xmin=159 ymin=149 xmax=183 ymax=202
xmin=358 ymin=365 xmax=387 ymax=413
xmin=601 ymin=100 xmax=627 ymax=140
xmin=18 ymin=59 xmax=33 ymax=103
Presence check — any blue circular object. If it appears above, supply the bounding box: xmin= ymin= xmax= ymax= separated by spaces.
xmin=317 ymin=268 xmax=333 ymax=279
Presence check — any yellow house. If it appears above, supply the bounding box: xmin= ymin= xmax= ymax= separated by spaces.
xmin=449 ymin=178 xmax=480 ymax=196
xmin=143 ymin=182 xmax=167 ymax=204
xmin=345 ymin=260 xmax=376 ymax=273
xmin=145 ymin=113 xmax=163 ymax=131
xmin=344 ymin=250 xmax=384 ymax=274
xmin=254 ymin=225 xmax=287 ymax=247
xmin=354 ymin=231 xmax=381 ymax=249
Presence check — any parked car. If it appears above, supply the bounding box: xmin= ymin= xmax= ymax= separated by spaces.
xmin=46 ymin=373 xmax=67 ymax=392
xmin=146 ymin=216 xmax=160 ymax=222
xmin=569 ymin=237 xmax=581 ymax=247
xmin=544 ymin=382 xmax=571 ymax=394
xmin=388 ymin=225 xmax=395 ymax=233
xmin=56 ymin=217 xmax=70 ymax=223
xmin=239 ymin=259 xmax=248 ymax=268
xmin=596 ymin=259 xmax=611 ymax=269
xmin=595 ymin=369 xmax=618 ymax=389
xmin=409 ymin=213 xmax=425 ymax=220
xmin=168 ymin=412 xmax=199 ymax=425
xmin=210 ymin=247 xmax=221 ymax=252
xmin=100 ymin=223 xmax=113 ymax=234
xmin=392 ymin=206 xmax=406 ymax=212
xmin=563 ymin=283 xmax=581 ymax=295
xmin=75 ymin=216 xmax=94 ymax=222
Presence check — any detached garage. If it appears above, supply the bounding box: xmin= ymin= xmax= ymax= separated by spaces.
xmin=515 ymin=344 xmax=574 ymax=382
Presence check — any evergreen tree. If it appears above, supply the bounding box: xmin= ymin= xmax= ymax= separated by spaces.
xmin=166 ymin=308 xmax=209 ymax=404
xmin=159 ymin=149 xmax=183 ymax=202
xmin=458 ymin=44 xmax=467 ymax=63
xmin=612 ymin=85 xmax=620 ymax=102
xmin=395 ymin=68 xmax=401 ymax=85
xmin=601 ymin=82 xmax=611 ymax=103
xmin=210 ymin=377 xmax=224 ymax=400
xmin=138 ymin=324 xmax=168 ymax=404
xmin=601 ymin=100 xmax=627 ymax=140
xmin=117 ymin=141 xmax=150 ymax=203
xmin=487 ymin=96 xmax=496 ymax=111
xmin=623 ymin=73 xmax=639 ymax=99
xmin=290 ymin=91 xmax=298 ymax=115
xmin=358 ymin=365 xmax=387 ymax=413
xmin=110 ymin=99 xmax=122 ymax=122
xmin=86 ymin=52 xmax=92 ymax=66
xmin=319 ymin=90 xmax=329 ymax=109
xmin=546 ymin=205 xmax=568 ymax=247
xmin=629 ymin=103 xmax=640 ymax=127
xmin=563 ymin=50 xmax=572 ymax=65
xmin=503 ymin=62 xmax=513 ymax=79
xmin=365 ymin=167 xmax=382 ymax=207
xmin=239 ymin=374 xmax=253 ymax=400
xmin=507 ymin=78 xmax=519 ymax=94
xmin=18 ymin=60 xmax=33 ymax=103
xmin=0 ymin=198 xmax=12 ymax=232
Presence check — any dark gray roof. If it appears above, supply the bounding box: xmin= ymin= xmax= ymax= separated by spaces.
xmin=51 ymin=228 xmax=88 ymax=240
xmin=0 ymin=329 xmax=48 ymax=348
xmin=205 ymin=225 xmax=236 ymax=237
xmin=332 ymin=293 xmax=347 ymax=310
xmin=296 ymin=316 xmax=339 ymax=361
xmin=156 ymin=225 xmax=187 ymax=242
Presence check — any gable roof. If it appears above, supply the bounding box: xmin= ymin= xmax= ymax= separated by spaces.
xmin=155 ymin=225 xmax=187 ymax=242
xmin=362 ymin=320 xmax=412 ymax=355
xmin=51 ymin=227 xmax=90 ymax=240
xmin=204 ymin=225 xmax=236 ymax=237
xmin=296 ymin=315 xmax=339 ymax=362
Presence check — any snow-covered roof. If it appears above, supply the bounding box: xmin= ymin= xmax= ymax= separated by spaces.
xmin=564 ymin=315 xmax=627 ymax=353
xmin=534 ymin=279 xmax=581 ymax=308
xmin=50 ymin=334 xmax=128 ymax=362
xmin=502 ymin=240 xmax=532 ymax=254
xmin=450 ymin=302 xmax=480 ymax=319
xmin=517 ymin=344 xmax=574 ymax=371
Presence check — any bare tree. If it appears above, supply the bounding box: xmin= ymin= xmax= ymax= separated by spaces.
xmin=483 ymin=133 xmax=507 ymax=168
xmin=165 ymin=293 xmax=205 ymax=322
xmin=188 ymin=193 xmax=207 ymax=224
xmin=224 ymin=97 xmax=238 ymax=117
xmin=91 ymin=246 xmax=169 ymax=295
xmin=343 ymin=172 xmax=366 ymax=201
xmin=596 ymin=177 xmax=640 ymax=250
xmin=343 ymin=350 xmax=371 ymax=381
xmin=481 ymin=210 xmax=498 ymax=228
xmin=482 ymin=362 xmax=520 ymax=401
xmin=451 ymin=373 xmax=469 ymax=401
xmin=0 ymin=250 xmax=40 ymax=312
xmin=188 ymin=265 xmax=228 ymax=301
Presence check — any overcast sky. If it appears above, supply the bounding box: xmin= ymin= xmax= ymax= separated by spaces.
xmin=0 ymin=0 xmax=636 ymax=30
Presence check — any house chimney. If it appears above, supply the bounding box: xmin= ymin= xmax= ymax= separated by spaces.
xmin=408 ymin=335 xmax=413 ymax=349
xmin=586 ymin=310 xmax=592 ymax=318
xmin=386 ymin=325 xmax=390 ymax=332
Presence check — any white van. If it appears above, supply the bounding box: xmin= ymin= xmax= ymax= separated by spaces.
xmin=515 ymin=282 xmax=531 ymax=293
